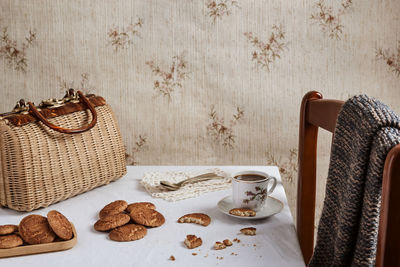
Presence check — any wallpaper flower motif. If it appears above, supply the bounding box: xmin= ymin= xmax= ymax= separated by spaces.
xmin=58 ymin=73 xmax=94 ymax=94
xmin=310 ymin=0 xmax=352 ymax=39
xmin=206 ymin=105 xmax=244 ymax=149
xmin=206 ymin=0 xmax=240 ymax=23
xmin=108 ymin=18 xmax=143 ymax=51
xmin=146 ymin=54 xmax=190 ymax=100
xmin=244 ymin=25 xmax=287 ymax=72
xmin=0 ymin=27 xmax=36 ymax=73
xmin=376 ymin=42 xmax=400 ymax=77
xmin=125 ymin=135 xmax=147 ymax=165
xmin=265 ymin=149 xmax=298 ymax=184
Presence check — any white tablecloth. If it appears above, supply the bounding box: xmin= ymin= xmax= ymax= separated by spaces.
xmin=0 ymin=166 xmax=304 ymax=267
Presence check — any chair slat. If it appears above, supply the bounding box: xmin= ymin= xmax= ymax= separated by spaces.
xmin=307 ymin=99 xmax=343 ymax=133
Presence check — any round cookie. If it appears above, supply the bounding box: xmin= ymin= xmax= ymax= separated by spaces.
xmin=126 ymin=202 xmax=156 ymax=213
xmin=19 ymin=215 xmax=56 ymax=245
xmin=0 ymin=224 xmax=18 ymax=235
xmin=0 ymin=234 xmax=23 ymax=249
xmin=99 ymin=200 xmax=128 ymax=219
xmin=94 ymin=213 xmax=131 ymax=232
xmin=109 ymin=224 xmax=147 ymax=242
xmin=129 ymin=208 xmax=165 ymax=227
xmin=47 ymin=210 xmax=73 ymax=240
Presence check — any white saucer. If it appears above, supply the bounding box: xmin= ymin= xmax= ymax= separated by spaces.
xmin=217 ymin=195 xmax=284 ymax=220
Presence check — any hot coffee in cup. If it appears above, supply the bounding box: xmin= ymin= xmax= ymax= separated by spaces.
xmin=232 ymin=171 xmax=277 ymax=211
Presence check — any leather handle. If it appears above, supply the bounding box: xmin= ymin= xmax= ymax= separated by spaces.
xmin=27 ymin=91 xmax=97 ymax=134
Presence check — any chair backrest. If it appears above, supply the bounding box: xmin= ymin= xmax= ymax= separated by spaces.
xmin=297 ymin=91 xmax=400 ymax=266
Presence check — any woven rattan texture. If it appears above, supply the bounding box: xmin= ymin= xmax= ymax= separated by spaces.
xmin=0 ymin=104 xmax=126 ymax=211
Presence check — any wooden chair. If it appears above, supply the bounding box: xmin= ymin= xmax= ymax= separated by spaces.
xmin=297 ymin=91 xmax=400 ymax=266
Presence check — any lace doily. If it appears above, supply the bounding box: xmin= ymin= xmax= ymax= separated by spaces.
xmin=140 ymin=168 xmax=231 ymax=201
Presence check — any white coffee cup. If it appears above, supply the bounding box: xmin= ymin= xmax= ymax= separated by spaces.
xmin=232 ymin=171 xmax=277 ymax=211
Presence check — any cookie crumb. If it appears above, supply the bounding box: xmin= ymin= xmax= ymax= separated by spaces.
xmin=169 ymin=255 xmax=175 ymax=261
xmin=214 ymin=241 xmax=226 ymax=250
xmin=253 ymin=244 xmax=256 ymax=247
xmin=223 ymin=239 xmax=232 ymax=246
xmin=192 ymin=253 xmax=197 ymax=256
xmin=240 ymin=227 xmax=256 ymax=236
xmin=233 ymin=238 xmax=241 ymax=243
xmin=216 ymin=256 xmax=224 ymax=260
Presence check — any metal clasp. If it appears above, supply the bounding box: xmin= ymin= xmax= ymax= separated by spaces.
xmin=38 ymin=89 xmax=80 ymax=109
xmin=63 ymin=89 xmax=80 ymax=103
xmin=12 ymin=99 xmax=29 ymax=114
xmin=39 ymin=98 xmax=65 ymax=108
xmin=11 ymin=89 xmax=82 ymax=114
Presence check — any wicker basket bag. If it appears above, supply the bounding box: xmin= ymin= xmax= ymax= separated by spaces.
xmin=0 ymin=90 xmax=126 ymax=211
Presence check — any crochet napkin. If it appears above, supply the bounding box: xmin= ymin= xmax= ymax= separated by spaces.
xmin=141 ymin=168 xmax=231 ymax=201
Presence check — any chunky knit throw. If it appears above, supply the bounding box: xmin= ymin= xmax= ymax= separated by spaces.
xmin=309 ymin=95 xmax=400 ymax=266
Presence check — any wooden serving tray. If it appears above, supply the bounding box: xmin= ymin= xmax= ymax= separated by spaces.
xmin=0 ymin=223 xmax=77 ymax=258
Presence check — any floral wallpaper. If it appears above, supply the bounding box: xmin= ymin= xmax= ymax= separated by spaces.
xmin=1 ymin=0 xmax=399 ymax=220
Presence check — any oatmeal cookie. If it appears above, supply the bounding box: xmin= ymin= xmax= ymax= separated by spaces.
xmin=0 ymin=234 xmax=23 ymax=249
xmin=129 ymin=208 xmax=165 ymax=227
xmin=0 ymin=225 xmax=18 ymax=236
xmin=109 ymin=224 xmax=147 ymax=242
xmin=126 ymin=202 xmax=156 ymax=213
xmin=99 ymin=200 xmax=128 ymax=219
xmin=19 ymin=215 xmax=56 ymax=245
xmin=94 ymin=213 xmax=131 ymax=232
xmin=47 ymin=210 xmax=73 ymax=240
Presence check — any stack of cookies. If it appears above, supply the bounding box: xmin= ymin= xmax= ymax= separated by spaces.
xmin=94 ymin=200 xmax=165 ymax=242
xmin=0 ymin=210 xmax=73 ymax=249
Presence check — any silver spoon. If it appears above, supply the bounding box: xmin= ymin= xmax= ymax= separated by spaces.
xmin=160 ymin=172 xmax=224 ymax=191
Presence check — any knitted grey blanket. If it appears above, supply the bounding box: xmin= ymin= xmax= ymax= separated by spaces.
xmin=309 ymin=95 xmax=400 ymax=266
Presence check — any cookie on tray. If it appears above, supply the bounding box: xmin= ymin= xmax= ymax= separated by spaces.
xmin=47 ymin=210 xmax=73 ymax=240
xmin=177 ymin=213 xmax=211 ymax=226
xmin=94 ymin=213 xmax=131 ymax=232
xmin=99 ymin=200 xmax=128 ymax=219
xmin=229 ymin=208 xmax=256 ymax=217
xmin=19 ymin=215 xmax=56 ymax=245
xmin=126 ymin=202 xmax=156 ymax=213
xmin=129 ymin=208 xmax=165 ymax=227
xmin=109 ymin=224 xmax=147 ymax=242
xmin=0 ymin=224 xmax=18 ymax=236
xmin=0 ymin=234 xmax=23 ymax=249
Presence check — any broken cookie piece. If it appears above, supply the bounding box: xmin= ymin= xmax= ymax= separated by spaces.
xmin=214 ymin=241 xmax=226 ymax=250
xmin=223 ymin=239 xmax=232 ymax=246
xmin=229 ymin=208 xmax=256 ymax=217
xmin=184 ymin=234 xmax=202 ymax=249
xmin=177 ymin=213 xmax=211 ymax=226
xmin=240 ymin=227 xmax=256 ymax=236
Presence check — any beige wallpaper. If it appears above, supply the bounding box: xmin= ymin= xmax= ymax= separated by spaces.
xmin=1 ymin=0 xmax=400 ymax=221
